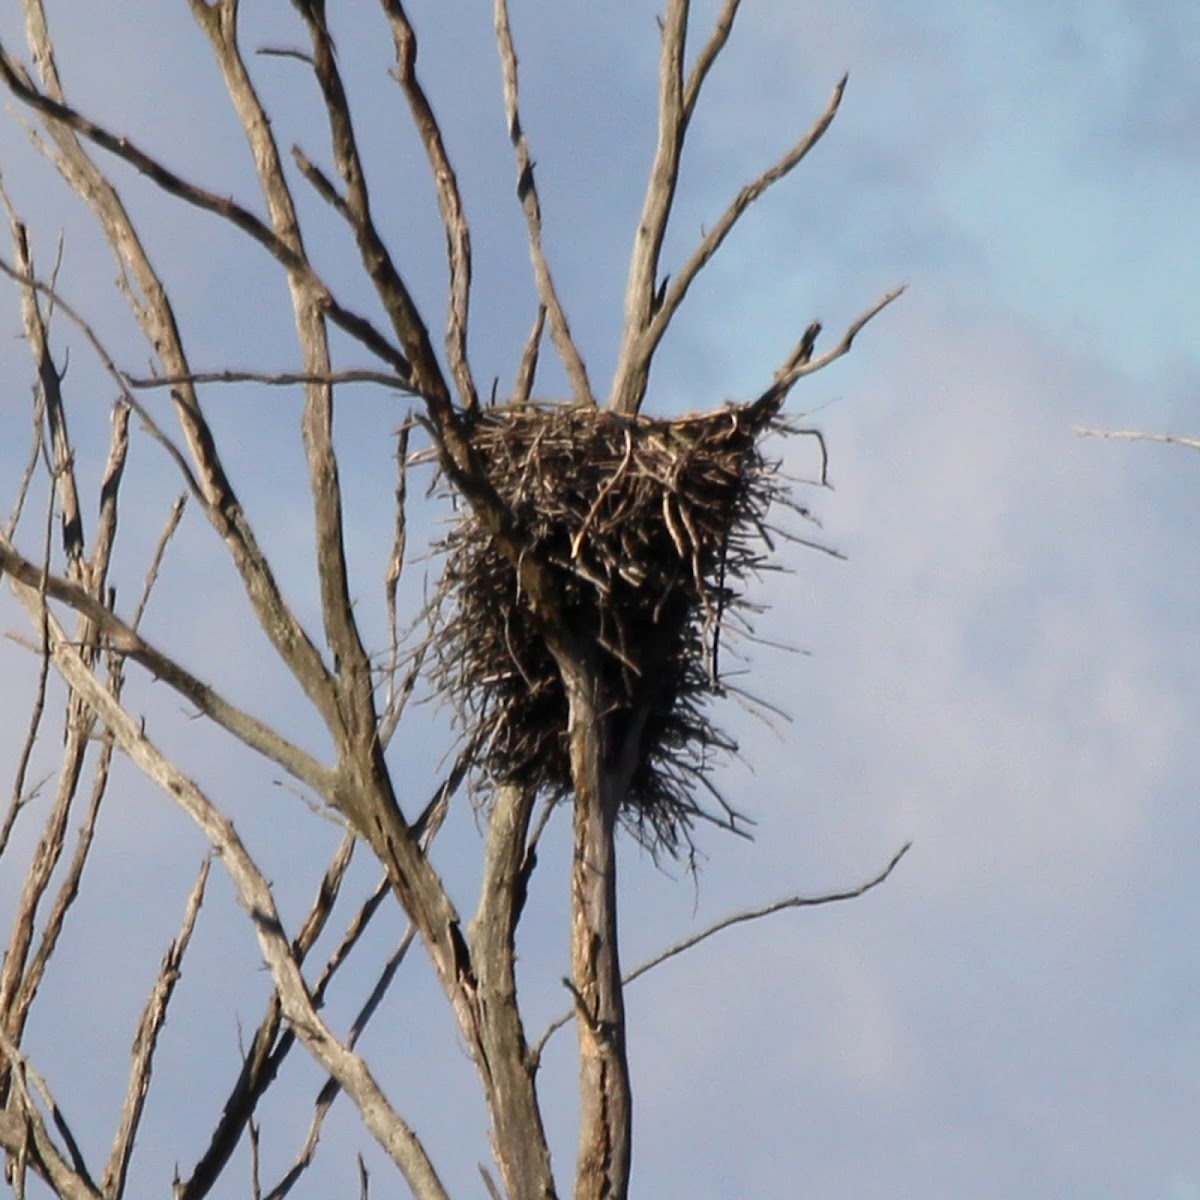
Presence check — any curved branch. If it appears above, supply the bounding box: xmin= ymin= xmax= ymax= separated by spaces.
xmin=682 ymin=0 xmax=742 ymax=124
xmin=533 ymin=841 xmax=911 ymax=1061
xmin=1 ymin=35 xmax=409 ymax=376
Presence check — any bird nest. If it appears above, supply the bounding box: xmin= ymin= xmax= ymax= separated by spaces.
xmin=424 ymin=398 xmax=828 ymax=857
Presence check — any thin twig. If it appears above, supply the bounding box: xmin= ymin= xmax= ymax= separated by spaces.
xmin=0 ymin=502 xmax=96 ymax=1073
xmin=478 ymin=1164 xmax=505 ymax=1200
xmin=0 ymin=254 xmax=202 ymax=497
xmin=103 ymin=858 xmax=211 ymax=1199
xmin=1073 ymin=427 xmax=1200 ymax=452
xmin=131 ymin=495 xmax=187 ymax=632
xmin=382 ymin=421 xmax=411 ymax=738
xmin=2 ymin=398 xmax=49 ymax=850
xmin=532 ymin=842 xmax=911 ymax=1061
xmin=125 ymin=368 xmax=409 ymax=391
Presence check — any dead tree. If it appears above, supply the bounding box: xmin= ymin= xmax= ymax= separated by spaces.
xmin=0 ymin=3 xmax=904 ymax=1198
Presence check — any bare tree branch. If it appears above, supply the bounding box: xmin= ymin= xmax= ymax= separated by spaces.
xmin=1 ymin=202 xmax=58 ymax=857
xmin=611 ymin=71 xmax=854 ymax=415
xmin=125 ymin=368 xmax=409 ymax=391
xmin=104 ymin=858 xmax=211 ymax=1199
xmin=749 ymin=285 xmax=906 ymax=416
xmin=629 ymin=840 xmax=911 ymax=982
xmin=0 ymin=1030 xmax=101 ymax=1200
xmin=264 ymin=926 xmax=419 ymax=1200
xmin=374 ymin=0 xmax=479 ymax=411
xmin=8 ymin=731 xmax=107 ymax=1044
xmin=564 ymin=677 xmax=634 ymax=1200
xmin=608 ymin=0 xmax=689 ymax=417
xmin=188 ymin=0 xmax=378 ymax=760
xmin=467 ymin=781 xmax=556 ymax=1199
xmin=2 ymin=580 xmax=453 ymax=1200
xmin=1074 ymin=427 xmax=1200 ymax=452
xmin=0 ymin=212 xmax=119 ymax=1102
xmin=178 ymin=835 xmax=356 ymax=1200
xmin=0 ymin=540 xmax=337 ymax=798
xmin=650 ymin=76 xmax=848 ymax=378
xmin=478 ymin=1164 xmax=505 ymax=1200
xmin=130 ymin=495 xmax=188 ymax=632
xmin=1 ymin=8 xmax=903 ymax=1198
xmin=0 ymin=38 xmax=410 ymax=377
xmin=534 ymin=842 xmax=912 ymax=1060
xmin=183 ymin=771 xmax=454 ymax=1200
xmin=493 ymin=0 xmax=595 ymax=405
xmin=382 ymin=421 xmax=412 ymax=741
xmin=513 ymin=303 xmax=546 ymax=405
xmin=0 ymin=252 xmax=202 ymax=500
xmin=11 ymin=1 xmax=350 ymax=737
xmin=682 ymin=0 xmax=742 ymax=124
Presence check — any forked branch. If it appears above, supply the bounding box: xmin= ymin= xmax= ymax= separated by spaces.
xmin=752 ymin=284 xmax=907 ymax=414
xmin=608 ymin=2 xmax=870 ymax=417
xmin=641 ymin=75 xmax=851 ymax=391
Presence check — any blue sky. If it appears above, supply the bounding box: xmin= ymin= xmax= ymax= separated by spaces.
xmin=2 ymin=2 xmax=1199 ymax=1198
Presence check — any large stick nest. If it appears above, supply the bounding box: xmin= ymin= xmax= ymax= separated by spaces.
xmin=424 ymin=398 xmax=827 ymax=857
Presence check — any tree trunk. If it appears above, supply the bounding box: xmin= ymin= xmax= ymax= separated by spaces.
xmin=471 ymin=784 xmax=559 ymax=1200
xmin=566 ymin=669 xmax=633 ymax=1200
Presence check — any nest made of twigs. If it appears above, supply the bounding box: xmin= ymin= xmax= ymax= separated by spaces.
xmin=423 ymin=398 xmax=826 ymax=856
